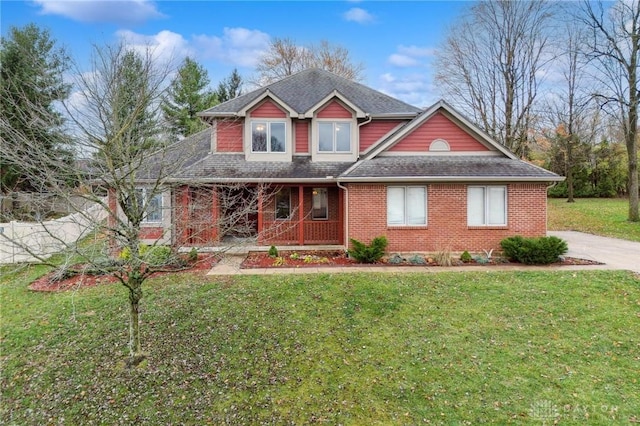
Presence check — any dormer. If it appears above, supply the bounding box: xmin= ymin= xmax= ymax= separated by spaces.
xmin=241 ymin=90 xmax=296 ymax=162
xmin=306 ymin=91 xmax=365 ymax=163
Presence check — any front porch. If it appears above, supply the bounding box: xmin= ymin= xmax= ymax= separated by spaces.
xmin=175 ymin=184 xmax=344 ymax=248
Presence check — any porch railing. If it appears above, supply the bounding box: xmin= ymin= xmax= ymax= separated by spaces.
xmin=262 ymin=220 xmax=340 ymax=245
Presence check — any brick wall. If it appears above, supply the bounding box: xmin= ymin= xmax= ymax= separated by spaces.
xmin=347 ymin=183 xmax=548 ymax=253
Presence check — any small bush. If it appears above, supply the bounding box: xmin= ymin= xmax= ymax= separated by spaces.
xmin=272 ymin=256 xmax=285 ymax=267
xmin=388 ymin=254 xmax=404 ymax=264
xmin=434 ymin=248 xmax=454 ymax=267
xmin=460 ymin=251 xmax=473 ymax=263
xmin=268 ymin=245 xmax=278 ymax=257
xmin=500 ymin=235 xmax=568 ymax=265
xmin=118 ymin=244 xmax=173 ymax=267
xmin=188 ymin=247 xmax=198 ymax=263
xmin=348 ymin=236 xmax=388 ymax=263
xmin=408 ymin=254 xmax=427 ymax=265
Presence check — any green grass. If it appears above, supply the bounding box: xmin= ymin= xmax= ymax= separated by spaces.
xmin=2 ymin=268 xmax=639 ymax=424
xmin=548 ymin=198 xmax=640 ymax=242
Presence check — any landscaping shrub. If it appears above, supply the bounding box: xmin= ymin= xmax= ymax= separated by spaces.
xmin=460 ymin=251 xmax=473 ymax=263
xmin=348 ymin=236 xmax=388 ymax=263
xmin=268 ymin=245 xmax=278 ymax=257
xmin=500 ymin=235 xmax=568 ymax=265
xmin=119 ymin=244 xmax=173 ymax=267
xmin=188 ymin=247 xmax=198 ymax=263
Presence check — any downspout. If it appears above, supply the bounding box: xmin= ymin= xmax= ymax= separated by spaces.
xmin=337 ymin=181 xmax=349 ymax=248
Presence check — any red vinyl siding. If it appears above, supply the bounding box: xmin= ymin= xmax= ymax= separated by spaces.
xmin=216 ymin=119 xmax=243 ymax=152
xmin=295 ymin=120 xmax=309 ymax=153
xmin=359 ymin=120 xmax=406 ymax=152
xmin=317 ymin=100 xmax=353 ymax=118
xmin=250 ymin=99 xmax=287 ymax=118
xmin=391 ymin=112 xmax=489 ymax=152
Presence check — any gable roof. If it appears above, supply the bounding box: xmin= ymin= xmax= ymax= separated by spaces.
xmin=198 ymin=68 xmax=423 ymax=120
xmin=364 ymin=99 xmax=517 ymax=160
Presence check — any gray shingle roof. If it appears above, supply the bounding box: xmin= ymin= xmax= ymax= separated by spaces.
xmin=341 ymin=156 xmax=563 ymax=181
xmin=175 ymin=154 xmax=353 ymax=182
xmin=200 ymin=68 xmax=423 ymax=117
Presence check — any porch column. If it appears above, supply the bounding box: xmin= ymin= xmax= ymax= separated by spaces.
xmin=298 ymin=185 xmax=304 ymax=245
xmin=257 ymin=186 xmax=263 ymax=245
xmin=338 ymin=186 xmax=344 ymax=245
xmin=178 ymin=186 xmax=190 ymax=246
xmin=211 ymin=186 xmax=219 ymax=243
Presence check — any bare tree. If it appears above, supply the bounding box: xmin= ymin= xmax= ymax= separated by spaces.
xmin=434 ymin=0 xmax=555 ymax=157
xmin=542 ymin=21 xmax=599 ymax=202
xmin=254 ymin=37 xmax=364 ymax=85
xmin=580 ymin=0 xmax=639 ymax=221
xmin=0 ymin=43 xmax=267 ymax=366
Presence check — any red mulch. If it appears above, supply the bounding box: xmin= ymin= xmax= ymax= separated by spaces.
xmin=242 ymin=250 xmax=357 ymax=269
xmin=28 ymin=254 xmax=219 ymax=292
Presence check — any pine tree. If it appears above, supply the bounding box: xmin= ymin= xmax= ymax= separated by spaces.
xmin=162 ymin=57 xmax=217 ymax=137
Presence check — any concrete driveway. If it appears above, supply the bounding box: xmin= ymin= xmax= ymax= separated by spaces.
xmin=548 ymin=231 xmax=640 ymax=273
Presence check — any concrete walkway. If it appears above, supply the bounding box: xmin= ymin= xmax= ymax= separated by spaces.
xmin=549 ymin=231 xmax=640 ymax=273
xmin=206 ymin=232 xmax=636 ymax=275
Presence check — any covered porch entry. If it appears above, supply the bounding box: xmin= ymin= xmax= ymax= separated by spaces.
xmin=259 ymin=184 xmax=344 ymax=246
xmin=175 ymin=184 xmax=344 ymax=247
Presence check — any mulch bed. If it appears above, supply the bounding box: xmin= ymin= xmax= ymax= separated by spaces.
xmin=28 ymin=254 xmax=218 ymax=292
xmin=240 ymin=250 xmax=602 ymax=269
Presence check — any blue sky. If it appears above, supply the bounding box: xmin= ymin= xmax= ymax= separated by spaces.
xmin=1 ymin=1 xmax=471 ymax=107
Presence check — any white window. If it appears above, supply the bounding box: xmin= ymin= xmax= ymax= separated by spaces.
xmin=135 ymin=188 xmax=162 ymax=223
xmin=318 ymin=122 xmax=351 ymax=152
xmin=387 ymin=186 xmax=427 ymax=226
xmin=252 ymin=121 xmax=286 ymax=153
xmin=275 ymin=189 xmax=291 ymax=220
xmin=312 ymin=188 xmax=328 ymax=220
xmin=467 ymin=186 xmax=507 ymax=226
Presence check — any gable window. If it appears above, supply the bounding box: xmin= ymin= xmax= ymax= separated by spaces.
xmin=252 ymin=121 xmax=286 ymax=153
xmin=387 ymin=186 xmax=427 ymax=226
xmin=134 ymin=188 xmax=162 ymax=223
xmin=311 ymin=188 xmax=328 ymax=220
xmin=467 ymin=186 xmax=507 ymax=226
xmin=318 ymin=122 xmax=351 ymax=152
xmin=275 ymin=189 xmax=291 ymax=220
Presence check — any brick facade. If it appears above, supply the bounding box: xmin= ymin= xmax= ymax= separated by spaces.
xmin=347 ymin=183 xmax=548 ymax=252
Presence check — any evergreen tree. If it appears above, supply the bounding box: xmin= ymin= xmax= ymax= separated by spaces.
xmin=162 ymin=57 xmax=217 ymax=137
xmin=0 ymin=24 xmax=71 ymax=194
xmin=215 ymin=68 xmax=243 ymax=103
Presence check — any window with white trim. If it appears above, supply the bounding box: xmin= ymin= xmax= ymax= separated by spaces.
xmin=467 ymin=186 xmax=507 ymax=226
xmin=135 ymin=188 xmax=162 ymax=223
xmin=387 ymin=186 xmax=427 ymax=226
xmin=318 ymin=122 xmax=351 ymax=152
xmin=275 ymin=189 xmax=291 ymax=220
xmin=251 ymin=121 xmax=286 ymax=153
xmin=311 ymin=188 xmax=328 ymax=220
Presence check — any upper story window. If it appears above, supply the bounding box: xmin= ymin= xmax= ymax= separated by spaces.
xmin=251 ymin=121 xmax=286 ymax=153
xmin=318 ymin=122 xmax=351 ymax=153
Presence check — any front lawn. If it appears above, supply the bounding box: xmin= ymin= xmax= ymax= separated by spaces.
xmin=548 ymin=198 xmax=640 ymax=242
xmin=1 ymin=268 xmax=638 ymax=424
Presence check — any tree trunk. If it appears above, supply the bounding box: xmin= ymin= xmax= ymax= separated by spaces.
xmin=628 ymin=142 xmax=639 ymax=221
xmin=567 ymin=140 xmax=575 ymax=203
xmin=127 ymin=273 xmax=144 ymax=363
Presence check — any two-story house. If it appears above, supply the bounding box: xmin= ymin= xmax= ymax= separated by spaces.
xmin=114 ymin=68 xmax=563 ymax=253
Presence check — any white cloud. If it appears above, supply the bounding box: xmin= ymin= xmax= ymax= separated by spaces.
xmin=193 ymin=27 xmax=270 ymax=68
xmin=376 ymin=72 xmax=438 ymax=108
xmin=343 ymin=7 xmax=374 ymax=24
xmin=33 ymin=0 xmax=164 ymax=25
xmin=387 ymin=44 xmax=436 ymax=68
xmin=116 ymin=29 xmax=192 ymax=64
xmin=388 ymin=54 xmax=419 ymax=67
